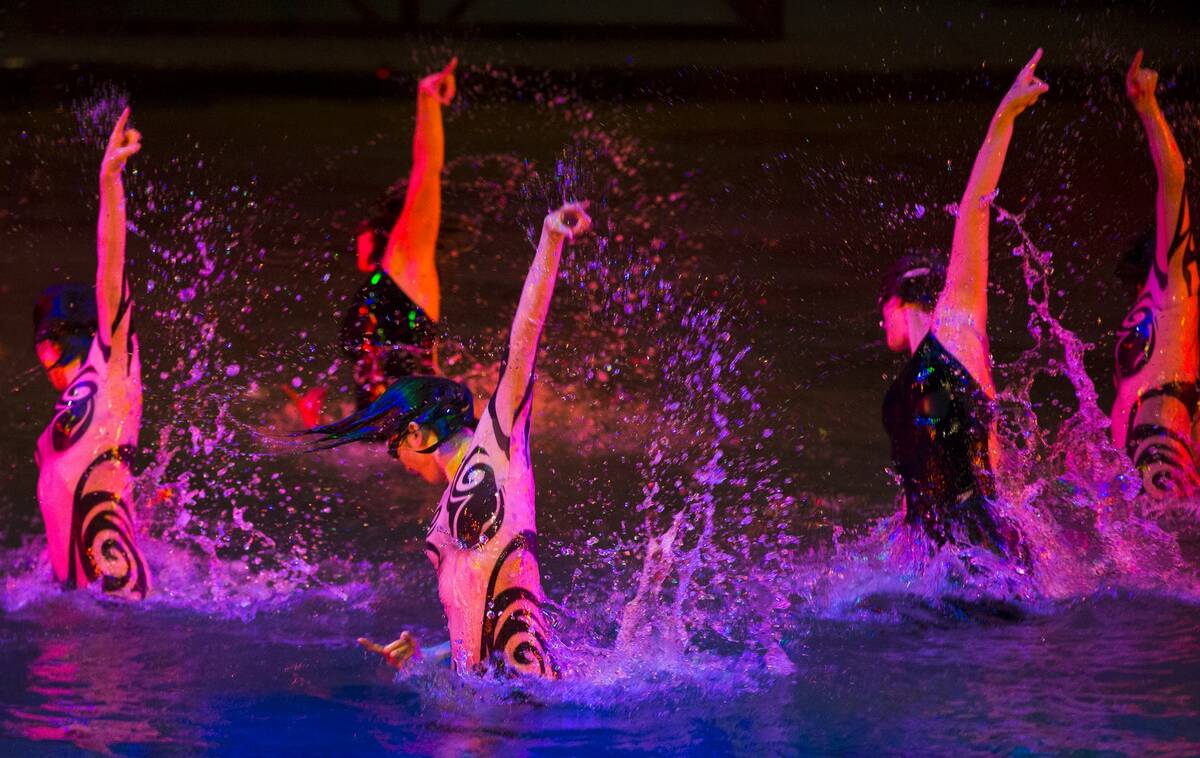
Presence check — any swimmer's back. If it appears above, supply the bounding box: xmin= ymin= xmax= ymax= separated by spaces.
xmin=36 ymin=331 xmax=147 ymax=598
xmin=424 ymin=370 xmax=554 ymax=677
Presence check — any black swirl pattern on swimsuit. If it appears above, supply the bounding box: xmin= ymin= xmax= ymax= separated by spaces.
xmin=67 ymin=446 xmax=149 ymax=599
xmin=447 ymin=446 xmax=504 ymax=547
xmin=489 ymin=348 xmax=536 ymax=459
xmin=1125 ymin=195 xmax=1194 ymax=384
xmin=1165 ymin=192 xmax=1197 ymax=296
xmin=1125 ymin=383 xmax=1200 ymax=499
xmin=51 ymin=366 xmax=99 ymax=452
xmin=1115 ymin=294 xmax=1156 ymax=382
xmin=424 ymin=540 xmax=441 ymax=569
xmin=478 ymin=530 xmax=556 ymax=678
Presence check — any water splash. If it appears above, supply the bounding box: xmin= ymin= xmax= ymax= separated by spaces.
xmin=789 ymin=200 xmax=1200 ymax=617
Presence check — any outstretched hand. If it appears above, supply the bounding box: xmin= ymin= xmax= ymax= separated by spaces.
xmin=357 ymin=631 xmax=422 ymax=671
xmin=544 ymin=201 xmax=592 ymax=241
xmin=999 ymin=48 xmax=1050 ymax=117
xmin=1126 ymin=50 xmax=1160 ymax=113
xmin=419 ymin=58 xmax=458 ymax=105
xmin=102 ymin=107 xmax=141 ymax=181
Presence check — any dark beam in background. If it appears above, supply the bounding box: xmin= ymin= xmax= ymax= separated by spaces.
xmin=17 ymin=0 xmax=786 ymax=41
xmin=5 ymin=60 xmax=1199 ymax=106
xmin=727 ymin=0 xmax=785 ymax=40
xmin=444 ymin=0 xmax=474 ymax=25
xmin=344 ymin=0 xmax=385 ymax=24
xmin=402 ymin=0 xmax=421 ymax=28
xmin=3 ymin=0 xmax=1197 ymax=106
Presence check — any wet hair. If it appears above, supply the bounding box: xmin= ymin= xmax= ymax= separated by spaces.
xmin=299 ymin=376 xmax=476 ymax=456
xmin=33 ymin=284 xmax=98 ymax=367
xmin=878 ymin=250 xmax=947 ymax=311
xmin=358 ymin=182 xmax=408 ymax=269
xmin=1115 ymin=229 xmax=1155 ymax=287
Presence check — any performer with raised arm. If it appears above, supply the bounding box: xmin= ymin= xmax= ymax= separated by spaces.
xmin=878 ymin=51 xmax=1048 ymax=554
xmin=304 ymin=202 xmax=592 ymax=677
xmin=1110 ymin=51 xmax=1199 ymax=498
xmin=33 ymin=107 xmax=150 ymax=598
xmin=340 ymin=58 xmax=458 ymax=411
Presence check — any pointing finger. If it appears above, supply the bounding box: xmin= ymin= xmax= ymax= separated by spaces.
xmin=109 ymin=107 xmax=131 ymax=147
xmin=1128 ymin=49 xmax=1144 ymax=82
xmin=1023 ymin=48 xmax=1044 ymax=77
xmin=383 ymin=639 xmax=413 ymax=655
xmin=357 ymin=637 xmax=388 ymax=655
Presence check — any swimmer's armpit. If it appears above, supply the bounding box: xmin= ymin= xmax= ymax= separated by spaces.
xmin=930 ymin=308 xmax=986 ymax=345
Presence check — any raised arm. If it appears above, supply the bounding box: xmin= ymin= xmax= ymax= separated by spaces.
xmin=1127 ymin=50 xmax=1193 ymax=299
xmin=380 ymin=58 xmax=457 ymax=321
xmin=933 ymin=50 xmax=1048 ymax=388
xmin=97 ymin=107 xmax=141 ymax=358
xmin=492 ymin=203 xmax=592 ymax=434
xmin=939 ymin=49 xmax=1048 ymax=330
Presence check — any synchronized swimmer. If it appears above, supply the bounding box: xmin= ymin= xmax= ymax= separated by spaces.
xmin=879 ymin=49 xmax=1047 ymax=557
xmin=33 ymin=108 xmax=149 ymax=599
xmin=25 ymin=51 xmax=1200 ymax=679
xmin=341 ymin=58 xmax=457 ymax=410
xmin=1109 ymin=51 xmax=1199 ymax=498
xmin=284 ymin=58 xmax=458 ymax=434
xmin=305 ymin=202 xmax=591 ymax=676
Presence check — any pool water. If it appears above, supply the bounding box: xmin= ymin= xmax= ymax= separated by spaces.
xmin=0 ymin=590 xmax=1196 ymax=754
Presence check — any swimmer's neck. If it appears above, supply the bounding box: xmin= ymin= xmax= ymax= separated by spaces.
xmin=905 ymin=310 xmax=933 ymax=355
xmin=432 ymin=428 xmax=474 ymax=481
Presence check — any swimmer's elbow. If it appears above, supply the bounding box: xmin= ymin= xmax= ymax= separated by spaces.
xmin=1158 ymin=164 xmax=1185 ymax=197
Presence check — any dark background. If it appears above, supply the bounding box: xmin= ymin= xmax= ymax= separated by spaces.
xmin=2 ymin=1 xmax=1200 ymax=544
xmin=3 ymin=1 xmax=1200 ymax=102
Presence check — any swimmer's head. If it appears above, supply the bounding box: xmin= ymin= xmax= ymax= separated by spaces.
xmin=1115 ymin=229 xmax=1155 ymax=291
xmin=355 ymin=183 xmax=408 ymax=273
xmin=299 ymin=375 xmax=476 ymax=482
xmin=879 ymin=251 xmax=945 ymax=353
xmin=33 ymin=284 xmax=98 ymax=391
xmin=390 ymin=420 xmax=451 ymax=483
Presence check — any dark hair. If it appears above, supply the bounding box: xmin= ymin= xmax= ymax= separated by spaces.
xmin=33 ymin=284 xmax=98 ymax=367
xmin=1115 ymin=229 xmax=1155 ymax=287
xmin=299 ymin=376 xmax=476 ymax=456
xmin=878 ymin=250 xmax=947 ymax=310
xmin=358 ymin=182 xmax=409 ymax=269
